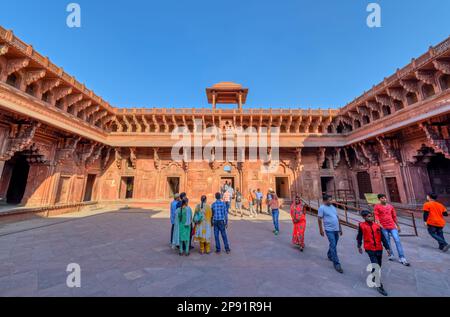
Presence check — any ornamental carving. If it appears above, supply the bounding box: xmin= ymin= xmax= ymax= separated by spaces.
xmin=0 ymin=121 xmax=40 ymax=161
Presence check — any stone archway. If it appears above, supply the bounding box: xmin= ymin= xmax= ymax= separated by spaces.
xmin=1 ymin=153 xmax=30 ymax=205
xmin=426 ymin=153 xmax=450 ymax=205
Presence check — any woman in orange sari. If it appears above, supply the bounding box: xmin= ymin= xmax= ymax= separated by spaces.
xmin=291 ymin=196 xmax=306 ymax=252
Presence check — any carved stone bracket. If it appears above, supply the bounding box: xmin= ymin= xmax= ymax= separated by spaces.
xmin=76 ymin=142 xmax=96 ymax=167
xmin=153 ymin=147 xmax=161 ymax=171
xmin=0 ymin=44 xmax=9 ymax=56
xmin=290 ymin=147 xmax=302 ymax=172
xmin=7 ymin=58 xmax=29 ymax=76
xmin=343 ymin=147 xmax=352 ymax=169
xmin=400 ymin=79 xmax=420 ymax=93
xmin=415 ymin=69 xmax=436 ymax=86
xmin=115 ymin=148 xmax=123 ymax=169
xmin=55 ymin=136 xmax=81 ymax=165
xmin=317 ymin=147 xmax=326 ymax=168
xmin=332 ymin=148 xmax=342 ymax=169
xmin=24 ymin=69 xmax=46 ymax=86
xmin=102 ymin=147 xmax=113 ymax=170
xmin=376 ymin=136 xmax=401 ymax=163
xmin=0 ymin=121 xmax=40 ymax=161
xmin=129 ymin=147 xmax=137 ymax=169
xmin=360 ymin=142 xmax=379 ymax=166
xmin=419 ymin=123 xmax=450 ymax=159
xmin=351 ymin=144 xmax=369 ymax=167
xmin=433 ymin=59 xmax=450 ymax=75
xmin=86 ymin=144 xmax=105 ymax=166
xmin=387 ymin=87 xmax=405 ymax=101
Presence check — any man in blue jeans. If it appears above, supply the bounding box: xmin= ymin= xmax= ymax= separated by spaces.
xmin=211 ymin=192 xmax=231 ymax=254
xmin=269 ymin=190 xmax=280 ymax=235
xmin=318 ymin=194 xmax=344 ymax=273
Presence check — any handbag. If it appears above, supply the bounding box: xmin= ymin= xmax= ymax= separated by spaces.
xmin=193 ymin=211 xmax=204 ymax=224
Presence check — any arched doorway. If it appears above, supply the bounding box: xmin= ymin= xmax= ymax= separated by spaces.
xmin=4 ymin=154 xmax=30 ymax=204
xmin=427 ymin=153 xmax=450 ymax=206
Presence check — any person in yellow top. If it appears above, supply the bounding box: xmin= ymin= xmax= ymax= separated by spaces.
xmin=423 ymin=193 xmax=449 ymax=252
xmin=194 ymin=195 xmax=213 ymax=254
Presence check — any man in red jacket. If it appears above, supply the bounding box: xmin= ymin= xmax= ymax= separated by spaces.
xmin=374 ymin=194 xmax=410 ymax=266
xmin=357 ymin=210 xmax=392 ymax=296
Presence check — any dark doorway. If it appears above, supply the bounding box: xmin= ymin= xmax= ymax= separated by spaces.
xmin=6 ymin=155 xmax=30 ymax=205
xmin=120 ymin=177 xmax=134 ymax=199
xmin=275 ymin=177 xmax=290 ymax=198
xmin=427 ymin=154 xmax=450 ymax=206
xmin=83 ymin=174 xmax=96 ymax=202
xmin=221 ymin=177 xmax=235 ymax=192
xmin=321 ymin=177 xmax=336 ymax=196
xmin=357 ymin=171 xmax=373 ymax=200
xmin=385 ymin=177 xmax=401 ymax=203
xmin=167 ymin=177 xmax=180 ymax=198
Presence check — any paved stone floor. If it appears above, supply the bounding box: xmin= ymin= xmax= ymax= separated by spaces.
xmin=0 ymin=207 xmax=449 ymax=297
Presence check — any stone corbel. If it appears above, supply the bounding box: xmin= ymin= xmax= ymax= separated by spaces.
xmin=76 ymin=142 xmax=96 ymax=167
xmin=141 ymin=115 xmax=150 ymax=132
xmin=376 ymin=136 xmax=401 ymax=163
xmin=419 ymin=123 xmax=450 ymax=159
xmin=317 ymin=147 xmax=326 ymax=168
xmin=73 ymin=100 xmax=92 ymax=116
xmin=84 ymin=105 xmax=100 ymax=122
xmin=360 ymin=142 xmax=379 ymax=166
xmin=153 ymin=147 xmax=162 ymax=171
xmin=0 ymin=121 xmax=40 ymax=161
xmin=6 ymin=58 xmax=29 ymax=76
xmin=433 ymin=59 xmax=450 ymax=75
xmin=129 ymin=147 xmax=137 ymax=169
xmin=400 ymin=79 xmax=420 ymax=93
xmin=132 ymin=115 xmax=142 ymax=133
xmin=343 ymin=147 xmax=353 ymax=169
xmin=415 ymin=69 xmax=437 ymax=86
xmin=152 ymin=115 xmax=160 ymax=133
xmin=351 ymin=144 xmax=369 ymax=166
xmin=115 ymin=148 xmax=123 ymax=169
xmin=86 ymin=144 xmax=105 ymax=166
xmin=52 ymin=86 xmax=73 ymax=105
xmin=386 ymin=87 xmax=405 ymax=101
xmin=102 ymin=147 xmax=113 ymax=170
xmin=332 ymin=148 xmax=342 ymax=169
xmin=0 ymin=44 xmax=9 ymax=56
xmin=122 ymin=115 xmax=132 ymax=132
xmin=64 ymin=94 xmax=83 ymax=112
xmin=40 ymin=78 xmax=61 ymax=95
xmin=24 ymin=69 xmax=46 ymax=86
xmin=55 ymin=136 xmax=81 ymax=164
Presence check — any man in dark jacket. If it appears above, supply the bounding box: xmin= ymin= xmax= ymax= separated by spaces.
xmin=357 ymin=210 xmax=392 ymax=296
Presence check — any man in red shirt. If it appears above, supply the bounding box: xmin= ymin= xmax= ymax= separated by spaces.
xmin=374 ymin=194 xmax=410 ymax=266
xmin=423 ymin=193 xmax=449 ymax=252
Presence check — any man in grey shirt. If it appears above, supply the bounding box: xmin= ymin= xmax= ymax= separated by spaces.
xmin=318 ymin=194 xmax=344 ymax=273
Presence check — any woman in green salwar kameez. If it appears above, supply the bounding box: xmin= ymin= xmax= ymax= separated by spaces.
xmin=178 ymin=198 xmax=193 ymax=256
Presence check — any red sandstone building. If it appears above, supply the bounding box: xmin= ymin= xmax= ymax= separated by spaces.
xmin=0 ymin=25 xmax=449 ymax=213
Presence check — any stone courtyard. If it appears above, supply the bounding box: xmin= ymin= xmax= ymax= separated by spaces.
xmin=0 ymin=207 xmax=448 ymax=297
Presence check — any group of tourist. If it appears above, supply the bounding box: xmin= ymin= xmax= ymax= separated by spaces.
xmin=169 ymin=188 xmax=449 ymax=296
xmin=221 ymin=182 xmax=278 ymax=219
xmin=170 ymin=192 xmax=230 ymax=256
xmin=315 ymin=192 xmax=448 ymax=296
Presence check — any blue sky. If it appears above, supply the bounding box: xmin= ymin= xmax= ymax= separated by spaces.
xmin=1 ymin=0 xmax=449 ymax=109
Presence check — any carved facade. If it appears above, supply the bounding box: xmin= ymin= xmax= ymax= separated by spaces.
xmin=0 ymin=26 xmax=449 ymax=208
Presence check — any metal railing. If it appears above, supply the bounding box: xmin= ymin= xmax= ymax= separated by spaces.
xmin=299 ymin=196 xmax=418 ymax=236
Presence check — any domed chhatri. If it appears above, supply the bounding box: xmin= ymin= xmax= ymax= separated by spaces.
xmin=212 ymin=82 xmax=243 ymax=89
xmin=206 ymin=82 xmax=249 ymax=110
